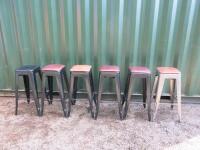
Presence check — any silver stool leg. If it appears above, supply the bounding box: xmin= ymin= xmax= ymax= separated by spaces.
xmin=176 ymin=75 xmax=181 ymax=122
xmin=153 ymin=75 xmax=165 ymax=121
xmin=170 ymin=79 xmax=176 ymax=109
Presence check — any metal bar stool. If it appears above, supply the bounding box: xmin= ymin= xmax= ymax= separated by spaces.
xmin=97 ymin=65 xmax=123 ymax=120
xmin=15 ymin=65 xmax=41 ymax=116
xmin=41 ymin=64 xmax=70 ymax=117
xmin=152 ymin=67 xmax=181 ymax=122
xmin=123 ymin=66 xmax=152 ymax=121
xmin=69 ymin=65 xmax=97 ymax=119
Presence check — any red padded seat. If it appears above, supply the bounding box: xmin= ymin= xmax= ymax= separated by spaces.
xmin=70 ymin=65 xmax=91 ymax=72
xmin=99 ymin=65 xmax=120 ymax=72
xmin=42 ymin=64 xmax=65 ymax=72
xmin=157 ymin=67 xmax=180 ymax=74
xmin=129 ymin=66 xmax=151 ymax=74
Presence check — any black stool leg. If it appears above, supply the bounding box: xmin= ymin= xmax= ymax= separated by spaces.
xmin=85 ymin=75 xmax=95 ymax=119
xmin=97 ymin=73 xmax=103 ymax=115
xmin=48 ymin=76 xmax=53 ymax=104
xmin=23 ymin=75 xmax=30 ymax=104
xmin=56 ymin=73 xmax=68 ymax=117
xmin=89 ymin=71 xmax=98 ymax=119
xmin=124 ymin=71 xmax=131 ymax=104
xmin=147 ymin=75 xmax=152 ymax=121
xmin=123 ymin=74 xmax=133 ymax=119
xmin=69 ymin=73 xmax=75 ymax=105
xmin=40 ymin=74 xmax=46 ymax=116
xmin=15 ymin=73 xmax=19 ymax=115
xmin=114 ymin=73 xmax=123 ymax=120
xmin=143 ymin=78 xmax=147 ymax=108
xmin=62 ymin=70 xmax=71 ymax=116
xmin=29 ymin=73 xmax=40 ymax=116
xmin=72 ymin=77 xmax=78 ymax=105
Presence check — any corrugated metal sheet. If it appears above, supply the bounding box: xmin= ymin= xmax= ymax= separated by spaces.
xmin=0 ymin=0 xmax=200 ymax=96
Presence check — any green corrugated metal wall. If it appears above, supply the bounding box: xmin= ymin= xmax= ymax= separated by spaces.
xmin=0 ymin=0 xmax=200 ymax=96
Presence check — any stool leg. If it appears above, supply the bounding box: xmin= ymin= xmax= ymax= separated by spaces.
xmin=97 ymin=73 xmax=103 ymax=113
xmin=63 ymin=70 xmax=70 ymax=92
xmin=39 ymin=70 xmax=48 ymax=99
xmin=146 ymin=75 xmax=151 ymax=121
xmin=72 ymin=77 xmax=78 ymax=104
xmin=56 ymin=73 xmax=68 ymax=117
xmin=170 ymin=79 xmax=175 ymax=109
xmin=176 ymin=76 xmax=181 ymax=122
xmin=153 ymin=75 xmax=165 ymax=121
xmin=142 ymin=78 xmax=147 ymax=108
xmin=85 ymin=76 xmax=94 ymax=119
xmin=151 ymin=76 xmax=158 ymax=100
xmin=69 ymin=73 xmax=75 ymax=105
xmin=62 ymin=71 xmax=71 ymax=117
xmin=124 ymin=71 xmax=131 ymax=104
xmin=47 ymin=76 xmax=53 ymax=104
xmin=90 ymin=71 xmax=98 ymax=119
xmin=15 ymin=74 xmax=19 ymax=115
xmin=123 ymin=73 xmax=132 ymax=119
xmin=29 ymin=73 xmax=40 ymax=116
xmin=23 ymin=75 xmax=30 ymax=104
xmin=114 ymin=73 xmax=123 ymax=120
xmin=40 ymin=74 xmax=46 ymax=116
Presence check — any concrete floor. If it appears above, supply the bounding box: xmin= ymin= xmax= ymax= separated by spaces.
xmin=0 ymin=97 xmax=200 ymax=150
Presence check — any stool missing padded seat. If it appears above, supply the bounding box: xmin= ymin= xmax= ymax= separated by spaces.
xmin=15 ymin=65 xmax=42 ymax=116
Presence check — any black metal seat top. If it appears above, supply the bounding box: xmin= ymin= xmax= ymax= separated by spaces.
xmin=16 ymin=65 xmax=40 ymax=73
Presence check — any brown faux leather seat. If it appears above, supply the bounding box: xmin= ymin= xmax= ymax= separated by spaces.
xmin=129 ymin=66 xmax=151 ymax=74
xmin=99 ymin=65 xmax=120 ymax=72
xmin=42 ymin=64 xmax=65 ymax=72
xmin=157 ymin=67 xmax=180 ymax=74
xmin=70 ymin=65 xmax=91 ymax=72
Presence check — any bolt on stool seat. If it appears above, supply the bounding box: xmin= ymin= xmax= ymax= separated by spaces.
xmin=41 ymin=64 xmax=70 ymax=117
xmin=123 ymin=66 xmax=152 ymax=121
xmin=97 ymin=65 xmax=123 ymax=120
xmin=15 ymin=65 xmax=42 ymax=116
xmin=152 ymin=67 xmax=181 ymax=122
xmin=69 ymin=65 xmax=97 ymax=119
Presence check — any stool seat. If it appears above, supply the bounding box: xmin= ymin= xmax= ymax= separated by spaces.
xmin=16 ymin=65 xmax=40 ymax=72
xmin=157 ymin=67 xmax=180 ymax=74
xmin=42 ymin=64 xmax=65 ymax=72
xmin=129 ymin=66 xmax=151 ymax=74
xmin=70 ymin=65 xmax=91 ymax=72
xmin=99 ymin=65 xmax=120 ymax=72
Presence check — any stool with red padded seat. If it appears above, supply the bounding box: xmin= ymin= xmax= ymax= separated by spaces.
xmin=69 ymin=65 xmax=97 ymax=119
xmin=152 ymin=67 xmax=181 ymax=122
xmin=97 ymin=65 xmax=123 ymax=120
xmin=40 ymin=64 xmax=70 ymax=117
xmin=123 ymin=66 xmax=152 ymax=121
xmin=15 ymin=65 xmax=42 ymax=116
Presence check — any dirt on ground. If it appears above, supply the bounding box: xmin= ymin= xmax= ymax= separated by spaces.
xmin=0 ymin=97 xmax=200 ymax=150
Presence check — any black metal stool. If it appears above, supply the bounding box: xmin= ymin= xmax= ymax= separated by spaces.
xmin=41 ymin=64 xmax=70 ymax=117
xmin=123 ymin=66 xmax=151 ymax=121
xmin=97 ymin=65 xmax=123 ymax=120
xmin=69 ymin=65 xmax=97 ymax=119
xmin=15 ymin=65 xmax=41 ymax=116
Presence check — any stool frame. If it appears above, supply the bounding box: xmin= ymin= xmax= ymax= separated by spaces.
xmin=123 ymin=69 xmax=151 ymax=121
xmin=97 ymin=71 xmax=123 ymax=120
xmin=15 ymin=65 xmax=41 ymax=116
xmin=69 ymin=69 xmax=98 ymax=119
xmin=41 ymin=67 xmax=70 ymax=117
xmin=152 ymin=72 xmax=181 ymax=122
